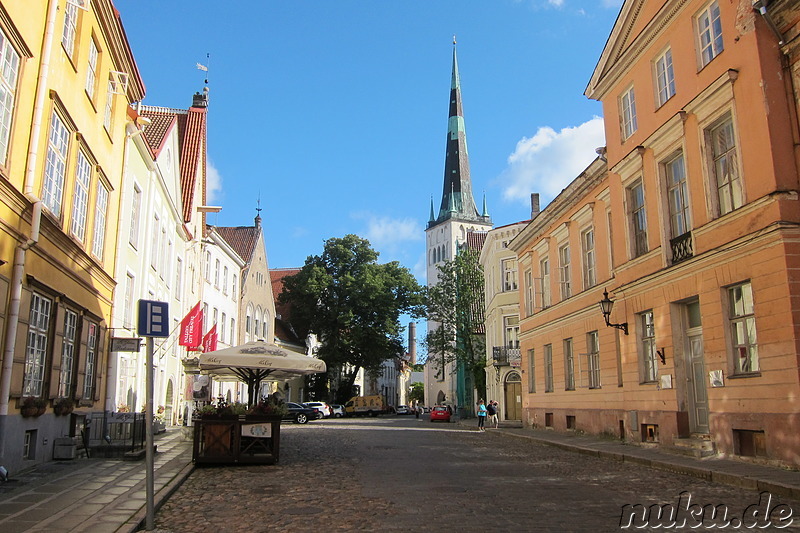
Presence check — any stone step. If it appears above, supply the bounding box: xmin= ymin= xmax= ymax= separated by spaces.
xmin=668 ymin=435 xmax=716 ymax=459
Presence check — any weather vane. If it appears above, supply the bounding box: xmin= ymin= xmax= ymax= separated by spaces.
xmin=453 ymin=34 xmax=457 ymax=45
xmin=196 ymin=52 xmax=210 ymax=85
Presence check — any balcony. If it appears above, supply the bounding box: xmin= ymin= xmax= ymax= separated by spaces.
xmin=493 ymin=346 xmax=521 ymax=367
xmin=670 ymin=231 xmax=693 ymax=264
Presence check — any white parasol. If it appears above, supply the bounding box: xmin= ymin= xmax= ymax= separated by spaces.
xmin=198 ymin=340 xmax=326 ymax=405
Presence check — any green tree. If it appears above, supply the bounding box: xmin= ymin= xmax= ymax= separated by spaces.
xmin=279 ymin=235 xmax=425 ymax=404
xmin=408 ymin=382 xmax=425 ymax=403
xmin=424 ymin=248 xmax=486 ymax=404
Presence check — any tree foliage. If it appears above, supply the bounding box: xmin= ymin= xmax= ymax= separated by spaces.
xmin=424 ymin=247 xmax=486 ymax=400
xmin=279 ymin=235 xmax=425 ymax=403
xmin=408 ymin=382 xmax=425 ymax=403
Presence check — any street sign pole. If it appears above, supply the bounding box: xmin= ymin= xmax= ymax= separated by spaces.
xmin=137 ymin=299 xmax=169 ymax=533
xmin=145 ymin=335 xmax=155 ymax=531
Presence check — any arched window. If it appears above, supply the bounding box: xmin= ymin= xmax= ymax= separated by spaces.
xmin=262 ymin=310 xmax=269 ymax=340
xmin=245 ymin=305 xmax=253 ymax=342
xmin=255 ymin=307 xmax=263 ymax=340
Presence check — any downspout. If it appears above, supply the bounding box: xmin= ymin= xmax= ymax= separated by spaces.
xmin=0 ymin=0 xmax=59 ymax=452
xmin=752 ymin=1 xmax=800 ymax=187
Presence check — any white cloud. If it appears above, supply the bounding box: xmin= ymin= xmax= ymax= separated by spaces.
xmin=352 ymin=213 xmax=423 ymax=252
xmin=206 ymin=158 xmax=223 ymax=204
xmin=548 ymin=0 xmax=565 ymax=7
xmin=498 ymin=116 xmax=606 ymax=204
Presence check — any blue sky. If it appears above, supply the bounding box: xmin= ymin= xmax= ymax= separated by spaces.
xmin=118 ymin=0 xmax=622 ymax=281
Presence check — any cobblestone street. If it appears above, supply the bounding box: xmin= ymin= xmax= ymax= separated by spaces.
xmin=154 ymin=417 xmax=800 ymax=532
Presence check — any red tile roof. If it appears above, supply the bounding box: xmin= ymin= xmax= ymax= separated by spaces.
xmin=214 ymin=225 xmax=260 ymax=263
xmin=270 ymin=268 xmax=302 ymax=344
xmin=465 ymin=230 xmax=488 ymax=252
xmin=139 ymin=104 xmax=206 ymax=223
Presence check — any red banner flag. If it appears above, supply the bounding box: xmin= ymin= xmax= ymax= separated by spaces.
xmin=179 ymin=302 xmax=203 ymax=349
xmin=202 ymin=323 xmax=218 ymax=353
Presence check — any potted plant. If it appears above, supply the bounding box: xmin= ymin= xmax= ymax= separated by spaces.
xmin=53 ymin=398 xmax=74 ymax=416
xmin=20 ymin=396 xmax=48 ymax=418
xmin=196 ymin=402 xmax=237 ymax=419
xmin=246 ymin=397 xmax=288 ymax=419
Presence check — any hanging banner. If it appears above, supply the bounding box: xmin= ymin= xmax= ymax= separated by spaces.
xmin=179 ymin=302 xmax=203 ymax=348
xmin=202 ymin=323 xmax=218 ymax=353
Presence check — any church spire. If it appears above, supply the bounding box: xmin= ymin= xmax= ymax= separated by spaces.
xmin=429 ymin=39 xmax=490 ymax=229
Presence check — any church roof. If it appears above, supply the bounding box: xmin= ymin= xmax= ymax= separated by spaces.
xmin=270 ymin=268 xmax=303 ymax=344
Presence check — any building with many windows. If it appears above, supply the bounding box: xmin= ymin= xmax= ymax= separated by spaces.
xmin=0 ymin=0 xmax=145 ymax=472
xmin=512 ymin=0 xmax=800 ymax=466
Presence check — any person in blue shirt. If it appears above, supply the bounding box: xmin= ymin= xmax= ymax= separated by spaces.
xmin=477 ymin=399 xmax=487 ymax=431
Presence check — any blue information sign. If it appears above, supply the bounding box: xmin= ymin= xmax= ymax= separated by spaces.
xmin=137 ymin=300 xmax=169 ymax=338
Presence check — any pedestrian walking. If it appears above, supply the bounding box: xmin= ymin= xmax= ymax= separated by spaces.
xmin=477 ymin=399 xmax=487 ymax=431
xmin=487 ymin=400 xmax=498 ymax=429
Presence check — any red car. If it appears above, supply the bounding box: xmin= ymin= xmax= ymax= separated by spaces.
xmin=430 ymin=405 xmax=451 ymax=423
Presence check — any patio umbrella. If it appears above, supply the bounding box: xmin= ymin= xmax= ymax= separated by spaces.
xmin=198 ymin=340 xmax=326 ymax=406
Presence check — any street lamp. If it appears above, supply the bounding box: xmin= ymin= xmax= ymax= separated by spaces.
xmin=599 ymin=289 xmax=628 ymax=335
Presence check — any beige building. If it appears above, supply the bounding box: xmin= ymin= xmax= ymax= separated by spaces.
xmin=480 ymin=220 xmax=530 ymax=423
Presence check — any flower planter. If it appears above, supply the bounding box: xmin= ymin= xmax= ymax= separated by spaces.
xmin=21 ymin=406 xmax=40 ymax=418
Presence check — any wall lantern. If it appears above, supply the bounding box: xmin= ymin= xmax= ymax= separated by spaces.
xmin=599 ymin=289 xmax=628 ymax=335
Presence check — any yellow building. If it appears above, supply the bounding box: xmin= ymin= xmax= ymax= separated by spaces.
xmin=512 ymin=0 xmax=800 ymax=466
xmin=0 ymin=0 xmax=144 ymax=471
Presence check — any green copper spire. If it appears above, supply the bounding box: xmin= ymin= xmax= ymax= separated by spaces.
xmin=429 ymin=196 xmax=435 ymax=223
xmin=482 ymin=192 xmax=489 ymax=218
xmin=428 ymin=40 xmax=491 ymax=229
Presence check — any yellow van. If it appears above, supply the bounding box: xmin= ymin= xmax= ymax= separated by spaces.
xmin=344 ymin=395 xmax=387 ymax=417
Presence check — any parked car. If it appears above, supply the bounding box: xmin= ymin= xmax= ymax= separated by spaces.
xmin=329 ymin=404 xmax=345 ymax=418
xmin=430 ymin=405 xmax=451 ymax=423
xmin=304 ymin=402 xmax=332 ymax=419
xmin=395 ymin=405 xmax=411 ymax=415
xmin=285 ymin=402 xmax=318 ymax=424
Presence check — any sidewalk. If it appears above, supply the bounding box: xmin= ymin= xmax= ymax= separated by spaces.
xmin=460 ymin=418 xmax=800 ymax=501
xmin=0 ymin=428 xmax=193 ymax=533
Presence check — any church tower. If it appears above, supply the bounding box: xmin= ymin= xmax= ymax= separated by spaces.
xmin=426 ymin=42 xmax=492 ymax=287
xmin=425 ymin=42 xmax=492 ymax=408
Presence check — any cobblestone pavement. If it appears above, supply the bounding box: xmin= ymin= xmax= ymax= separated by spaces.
xmin=154 ymin=417 xmax=800 ymax=532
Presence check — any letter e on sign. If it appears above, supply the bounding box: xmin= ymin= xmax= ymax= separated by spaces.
xmin=137 ymin=300 xmax=169 ymax=338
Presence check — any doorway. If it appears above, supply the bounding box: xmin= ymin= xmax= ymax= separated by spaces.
xmin=504 ymin=372 xmax=522 ymax=420
xmin=684 ymin=300 xmax=709 ymax=434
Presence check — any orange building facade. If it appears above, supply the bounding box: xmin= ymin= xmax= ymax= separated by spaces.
xmin=511 ymin=0 xmax=800 ymax=466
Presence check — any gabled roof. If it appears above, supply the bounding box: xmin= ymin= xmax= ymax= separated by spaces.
xmin=215 ymin=224 xmax=260 ymax=264
xmin=139 ymin=110 xmax=178 ymax=157
xmin=139 ymin=102 xmax=207 ymax=223
xmin=270 ymin=268 xmax=302 ymax=344
xmin=585 ymin=0 xmax=643 ymax=100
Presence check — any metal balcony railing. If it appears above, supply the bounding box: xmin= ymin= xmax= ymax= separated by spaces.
xmin=670 ymin=231 xmax=693 ymax=264
xmin=492 ymin=346 xmax=521 ymax=367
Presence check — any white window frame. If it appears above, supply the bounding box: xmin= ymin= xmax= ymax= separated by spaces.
xmin=729 ymin=282 xmax=758 ymax=374
xmin=23 ymin=292 xmax=53 ymax=397
xmin=665 ymin=152 xmax=691 ymax=237
xmin=540 ymin=257 xmax=551 ymax=309
xmin=524 ymin=269 xmax=534 ymax=317
xmin=61 ymin=1 xmax=79 ymax=59
xmin=83 ymin=322 xmax=97 ymax=400
xmin=564 ymin=338 xmax=574 ymax=391
xmin=502 ymin=258 xmax=517 ymax=292
xmin=58 ymin=309 xmax=78 ymax=398
xmin=85 ymin=38 xmax=98 ymax=99
xmin=640 ymin=310 xmax=658 ymax=383
xmin=544 ymin=344 xmax=554 ymax=393
xmin=708 ymin=115 xmax=742 ymax=216
xmin=42 ymin=111 xmax=69 ymax=218
xmin=0 ymin=27 xmax=21 ymax=166
xmin=628 ymin=179 xmax=648 ymax=258
xmin=697 ymin=0 xmax=723 ymax=68
xmin=581 ymin=227 xmax=596 ymax=290
xmin=527 ymin=348 xmax=535 ymax=393
xmin=620 ymin=85 xmax=638 ymax=140
xmin=70 ymin=151 xmax=91 ymax=242
xmin=91 ymin=180 xmax=108 ymax=260
xmin=129 ymin=184 xmax=141 ymax=248
xmin=123 ymin=272 xmax=134 ymax=329
xmin=558 ymin=243 xmax=571 ymax=300
xmin=504 ymin=315 xmax=519 ymax=349
xmin=586 ymin=331 xmax=601 ymax=389
xmin=654 ymin=48 xmax=675 ymax=107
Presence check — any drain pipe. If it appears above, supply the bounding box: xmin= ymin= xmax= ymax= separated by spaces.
xmin=0 ymin=0 xmax=58 ymax=460
xmin=752 ymin=0 xmax=785 ymax=45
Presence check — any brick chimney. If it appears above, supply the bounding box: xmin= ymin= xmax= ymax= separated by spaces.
xmin=531 ymin=193 xmax=540 ymax=219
